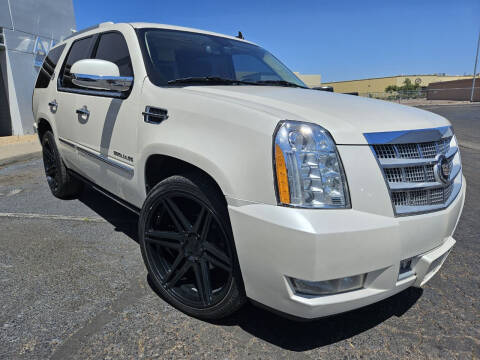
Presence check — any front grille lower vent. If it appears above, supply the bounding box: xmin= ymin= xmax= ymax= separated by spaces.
xmin=392 ymin=183 xmax=453 ymax=207
xmin=365 ymin=127 xmax=462 ymax=216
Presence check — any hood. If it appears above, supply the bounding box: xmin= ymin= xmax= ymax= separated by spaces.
xmin=181 ymin=86 xmax=451 ymax=144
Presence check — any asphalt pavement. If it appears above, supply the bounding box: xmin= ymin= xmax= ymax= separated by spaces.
xmin=0 ymin=104 xmax=479 ymax=359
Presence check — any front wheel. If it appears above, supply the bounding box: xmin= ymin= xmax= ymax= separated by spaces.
xmin=138 ymin=174 xmax=246 ymax=320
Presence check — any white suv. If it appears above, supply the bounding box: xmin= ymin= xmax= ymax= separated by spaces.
xmin=32 ymin=22 xmax=465 ymax=320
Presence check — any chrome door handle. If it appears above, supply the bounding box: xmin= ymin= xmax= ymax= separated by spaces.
xmin=48 ymin=100 xmax=58 ymax=113
xmin=143 ymin=106 xmax=168 ymax=124
xmin=75 ymin=106 xmax=90 ymax=116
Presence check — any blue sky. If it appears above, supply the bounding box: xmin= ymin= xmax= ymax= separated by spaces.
xmin=73 ymin=0 xmax=480 ymax=82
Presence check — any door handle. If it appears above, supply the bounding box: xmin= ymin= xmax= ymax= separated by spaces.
xmin=48 ymin=100 xmax=58 ymax=112
xmin=143 ymin=106 xmax=168 ymax=124
xmin=75 ymin=106 xmax=90 ymax=117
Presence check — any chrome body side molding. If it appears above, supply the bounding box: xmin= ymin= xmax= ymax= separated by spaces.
xmin=59 ymin=137 xmax=134 ymax=177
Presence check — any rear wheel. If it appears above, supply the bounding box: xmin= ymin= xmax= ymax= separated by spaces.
xmin=139 ymin=174 xmax=246 ymax=319
xmin=41 ymin=130 xmax=83 ymax=199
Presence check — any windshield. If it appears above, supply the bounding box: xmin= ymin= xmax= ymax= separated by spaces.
xmin=137 ymin=28 xmax=307 ymax=88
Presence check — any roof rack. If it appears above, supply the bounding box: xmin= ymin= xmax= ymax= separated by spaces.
xmin=64 ymin=22 xmax=114 ymax=40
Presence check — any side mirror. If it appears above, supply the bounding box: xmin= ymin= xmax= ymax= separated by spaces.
xmin=70 ymin=59 xmax=133 ymax=92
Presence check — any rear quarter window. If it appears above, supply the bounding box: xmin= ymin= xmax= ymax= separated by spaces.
xmin=35 ymin=44 xmax=66 ymax=89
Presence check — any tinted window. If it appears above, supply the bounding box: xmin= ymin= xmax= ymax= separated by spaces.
xmin=35 ymin=44 xmax=65 ymax=88
xmin=232 ymin=54 xmax=277 ymax=82
xmin=94 ymin=32 xmax=133 ymax=77
xmin=137 ymin=28 xmax=306 ymax=87
xmin=60 ymin=36 xmax=94 ymax=88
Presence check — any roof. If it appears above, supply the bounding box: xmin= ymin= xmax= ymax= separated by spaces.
xmin=65 ymin=21 xmax=255 ymax=45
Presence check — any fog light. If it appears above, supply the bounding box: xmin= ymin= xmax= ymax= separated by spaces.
xmin=398 ymin=257 xmax=415 ymax=281
xmin=290 ymin=274 xmax=365 ymax=296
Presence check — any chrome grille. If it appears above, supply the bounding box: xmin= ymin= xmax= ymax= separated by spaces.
xmin=392 ymin=184 xmax=453 ymax=207
xmin=396 ymin=143 xmax=420 ymax=158
xmin=383 ymin=162 xmax=448 ymax=183
xmin=373 ymin=144 xmax=396 ymax=158
xmin=365 ymin=127 xmax=462 ymax=216
xmin=373 ymin=137 xmax=451 ymax=160
xmin=404 ymin=165 xmax=427 ymax=182
xmin=384 ymin=168 xmax=403 ymax=182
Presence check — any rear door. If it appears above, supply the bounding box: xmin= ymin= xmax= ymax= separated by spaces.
xmin=32 ymin=43 xmax=66 ymax=135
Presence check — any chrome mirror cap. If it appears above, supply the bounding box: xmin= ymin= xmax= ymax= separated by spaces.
xmin=70 ymin=59 xmax=133 ymax=92
xmin=72 ymin=73 xmax=133 ymax=92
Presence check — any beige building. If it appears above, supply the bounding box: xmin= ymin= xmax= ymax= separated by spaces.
xmin=320 ymin=74 xmax=473 ymax=94
xmin=294 ymin=72 xmax=322 ymax=88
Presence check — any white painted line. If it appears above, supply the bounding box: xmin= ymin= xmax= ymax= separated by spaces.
xmin=0 ymin=212 xmax=106 ymax=223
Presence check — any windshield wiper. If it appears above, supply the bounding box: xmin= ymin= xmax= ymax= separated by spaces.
xmin=254 ymin=80 xmax=307 ymax=88
xmin=167 ymin=76 xmax=259 ymax=86
xmin=167 ymin=77 xmax=308 ymax=88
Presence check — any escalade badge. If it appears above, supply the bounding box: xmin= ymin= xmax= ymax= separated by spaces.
xmin=436 ymin=155 xmax=451 ymax=183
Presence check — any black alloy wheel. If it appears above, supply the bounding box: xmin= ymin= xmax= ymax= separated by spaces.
xmin=42 ymin=135 xmax=59 ymax=192
xmin=139 ymin=175 xmax=245 ymax=319
xmin=41 ymin=130 xmax=83 ymax=199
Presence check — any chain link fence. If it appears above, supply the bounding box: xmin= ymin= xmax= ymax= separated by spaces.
xmin=359 ymin=90 xmax=428 ymax=102
xmin=356 ymin=87 xmax=478 ymax=103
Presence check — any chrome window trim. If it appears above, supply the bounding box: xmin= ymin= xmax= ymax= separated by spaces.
xmin=59 ymin=137 xmax=134 ymax=176
xmin=57 ymin=86 xmax=126 ymax=99
xmin=365 ymin=126 xmax=462 ymax=217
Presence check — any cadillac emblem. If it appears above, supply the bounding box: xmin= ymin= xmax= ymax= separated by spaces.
xmin=436 ymin=155 xmax=451 ymax=183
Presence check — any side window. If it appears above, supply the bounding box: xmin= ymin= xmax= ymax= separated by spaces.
xmin=35 ymin=44 xmax=66 ymax=89
xmin=94 ymin=32 xmax=133 ymax=77
xmin=60 ymin=36 xmax=95 ymax=89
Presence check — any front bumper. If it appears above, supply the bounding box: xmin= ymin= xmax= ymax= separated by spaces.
xmin=228 ymin=176 xmax=465 ymax=319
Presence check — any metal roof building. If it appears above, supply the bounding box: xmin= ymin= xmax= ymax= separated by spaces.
xmin=0 ymin=0 xmax=75 ymax=135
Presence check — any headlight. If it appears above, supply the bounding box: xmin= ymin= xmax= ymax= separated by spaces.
xmin=273 ymin=120 xmax=350 ymax=208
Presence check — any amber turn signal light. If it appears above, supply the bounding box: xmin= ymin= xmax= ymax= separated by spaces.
xmin=275 ymin=144 xmax=290 ymax=204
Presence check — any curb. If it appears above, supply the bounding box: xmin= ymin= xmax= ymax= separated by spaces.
xmin=0 ymin=151 xmax=42 ymax=167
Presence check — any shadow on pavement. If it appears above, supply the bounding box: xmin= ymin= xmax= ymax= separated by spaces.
xmin=77 ymin=184 xmax=423 ymax=351
xmin=77 ymin=186 xmax=140 ymax=242
xmin=216 ymin=287 xmax=422 ymax=351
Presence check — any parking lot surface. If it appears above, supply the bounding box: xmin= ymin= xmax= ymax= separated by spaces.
xmin=0 ymin=104 xmax=479 ymax=359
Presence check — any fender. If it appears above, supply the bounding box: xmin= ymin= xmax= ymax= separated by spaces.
xmin=138 ymin=143 xmax=234 ymax=200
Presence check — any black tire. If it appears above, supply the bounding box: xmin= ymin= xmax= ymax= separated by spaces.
xmin=139 ymin=174 xmax=246 ymax=320
xmin=41 ymin=130 xmax=83 ymax=199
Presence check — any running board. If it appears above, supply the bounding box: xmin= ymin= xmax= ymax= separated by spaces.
xmin=68 ymin=170 xmax=141 ymax=215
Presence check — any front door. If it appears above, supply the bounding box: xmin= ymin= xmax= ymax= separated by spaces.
xmin=57 ymin=31 xmax=138 ymax=196
xmin=55 ymin=35 xmax=96 ymax=169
